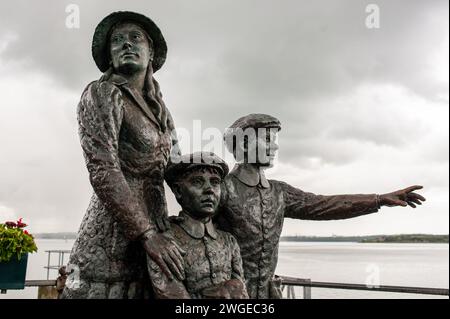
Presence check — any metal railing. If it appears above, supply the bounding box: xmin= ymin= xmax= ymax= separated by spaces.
xmin=8 ymin=250 xmax=449 ymax=299
xmin=21 ymin=276 xmax=449 ymax=299
xmin=279 ymin=276 xmax=449 ymax=299
xmin=44 ymin=250 xmax=71 ymax=280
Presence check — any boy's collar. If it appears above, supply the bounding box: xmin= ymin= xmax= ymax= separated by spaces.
xmin=178 ymin=211 xmax=218 ymax=240
xmin=230 ymin=163 xmax=270 ymax=188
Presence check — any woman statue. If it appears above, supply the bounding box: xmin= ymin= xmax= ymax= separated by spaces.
xmin=61 ymin=11 xmax=185 ymax=299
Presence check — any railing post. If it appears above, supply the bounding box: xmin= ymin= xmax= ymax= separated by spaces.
xmin=37 ymin=286 xmax=59 ymax=299
xmin=46 ymin=251 xmax=51 ymax=280
xmin=303 ymin=279 xmax=311 ymax=299
xmin=287 ymin=286 xmax=295 ymax=299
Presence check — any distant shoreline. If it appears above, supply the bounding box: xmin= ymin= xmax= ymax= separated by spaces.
xmin=281 ymin=234 xmax=449 ymax=243
xmin=34 ymin=232 xmax=77 ymax=240
xmin=34 ymin=232 xmax=449 ymax=243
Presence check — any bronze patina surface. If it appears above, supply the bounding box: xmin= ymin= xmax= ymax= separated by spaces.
xmin=148 ymin=152 xmax=248 ymax=299
xmin=62 ymin=11 xmax=183 ymax=299
xmin=218 ymin=114 xmax=426 ymax=299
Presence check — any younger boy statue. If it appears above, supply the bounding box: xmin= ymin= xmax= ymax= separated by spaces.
xmin=148 ymin=152 xmax=248 ymax=299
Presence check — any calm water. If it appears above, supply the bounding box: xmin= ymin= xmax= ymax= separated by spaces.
xmin=276 ymin=242 xmax=448 ymax=299
xmin=1 ymin=239 xmax=448 ymax=299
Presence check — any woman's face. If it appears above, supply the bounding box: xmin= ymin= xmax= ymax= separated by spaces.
xmin=109 ymin=22 xmax=153 ymax=74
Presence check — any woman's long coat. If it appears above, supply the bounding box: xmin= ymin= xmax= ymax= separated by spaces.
xmin=61 ymin=73 xmax=179 ymax=299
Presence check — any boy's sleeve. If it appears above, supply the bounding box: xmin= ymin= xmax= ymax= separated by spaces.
xmin=279 ymin=181 xmax=379 ymax=220
xmin=229 ymin=235 xmax=246 ymax=282
xmin=229 ymin=234 xmax=249 ymax=298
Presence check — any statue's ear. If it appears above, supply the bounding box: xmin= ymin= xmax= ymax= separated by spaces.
xmin=171 ymin=183 xmax=183 ymax=201
xmin=233 ymin=138 xmax=247 ymax=163
xmin=238 ymin=138 xmax=246 ymax=152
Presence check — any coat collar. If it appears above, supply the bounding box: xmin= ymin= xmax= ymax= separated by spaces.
xmin=230 ymin=163 xmax=270 ymax=188
xmin=178 ymin=211 xmax=218 ymax=240
xmin=109 ymin=74 xmax=162 ymax=130
xmin=109 ymin=73 xmax=128 ymax=86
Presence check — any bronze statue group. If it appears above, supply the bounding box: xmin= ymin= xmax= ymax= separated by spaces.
xmin=61 ymin=11 xmax=425 ymax=299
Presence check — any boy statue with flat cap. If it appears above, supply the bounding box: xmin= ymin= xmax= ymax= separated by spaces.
xmin=147 ymin=152 xmax=248 ymax=299
xmin=218 ymin=113 xmax=426 ymax=299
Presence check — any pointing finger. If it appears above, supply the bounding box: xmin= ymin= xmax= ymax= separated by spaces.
xmin=403 ymin=185 xmax=423 ymax=193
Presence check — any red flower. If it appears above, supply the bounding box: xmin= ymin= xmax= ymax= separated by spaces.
xmin=16 ymin=218 xmax=27 ymax=228
xmin=5 ymin=221 xmax=17 ymax=228
xmin=24 ymin=230 xmax=30 ymax=235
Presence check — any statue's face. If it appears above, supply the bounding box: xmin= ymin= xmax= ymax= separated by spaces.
xmin=245 ymin=128 xmax=279 ymax=167
xmin=175 ymin=168 xmax=222 ymax=219
xmin=109 ymin=22 xmax=153 ymax=74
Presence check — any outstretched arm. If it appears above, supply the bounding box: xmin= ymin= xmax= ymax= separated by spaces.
xmin=280 ymin=181 xmax=425 ymax=220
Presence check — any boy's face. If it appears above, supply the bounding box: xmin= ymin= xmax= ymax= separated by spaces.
xmin=245 ymin=127 xmax=279 ymax=167
xmin=174 ymin=168 xmax=222 ymax=219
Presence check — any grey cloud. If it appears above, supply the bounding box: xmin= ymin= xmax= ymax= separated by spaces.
xmin=0 ymin=0 xmax=446 ymax=164
xmin=1 ymin=0 xmax=447 ymax=97
xmin=158 ymin=0 xmax=447 ymax=165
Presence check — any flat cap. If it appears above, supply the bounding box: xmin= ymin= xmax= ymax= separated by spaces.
xmin=226 ymin=114 xmax=281 ymax=132
xmin=165 ymin=152 xmax=229 ymax=187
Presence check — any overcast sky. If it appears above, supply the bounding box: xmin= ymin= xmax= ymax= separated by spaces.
xmin=0 ymin=0 xmax=448 ymax=236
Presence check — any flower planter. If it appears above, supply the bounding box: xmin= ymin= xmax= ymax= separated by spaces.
xmin=0 ymin=254 xmax=28 ymax=290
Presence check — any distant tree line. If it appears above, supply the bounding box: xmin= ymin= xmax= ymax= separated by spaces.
xmin=33 ymin=232 xmax=77 ymax=239
xmin=280 ymin=234 xmax=448 ymax=243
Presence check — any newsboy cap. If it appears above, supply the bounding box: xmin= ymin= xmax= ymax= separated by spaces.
xmin=92 ymin=11 xmax=167 ymax=73
xmin=226 ymin=114 xmax=281 ymax=132
xmin=165 ymin=152 xmax=229 ymax=188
